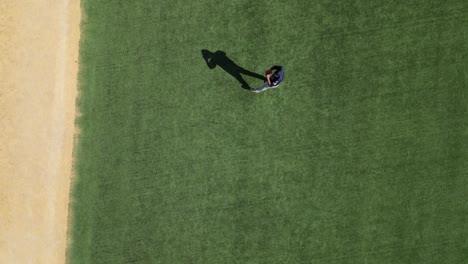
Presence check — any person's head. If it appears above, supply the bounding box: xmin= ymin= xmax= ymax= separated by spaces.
xmin=201 ymin=49 xmax=217 ymax=69
xmin=201 ymin=49 xmax=212 ymax=58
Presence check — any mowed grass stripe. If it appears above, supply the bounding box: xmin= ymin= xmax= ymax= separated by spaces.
xmin=69 ymin=0 xmax=468 ymax=263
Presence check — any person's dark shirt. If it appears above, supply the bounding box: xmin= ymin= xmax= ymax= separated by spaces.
xmin=270 ymin=65 xmax=284 ymax=86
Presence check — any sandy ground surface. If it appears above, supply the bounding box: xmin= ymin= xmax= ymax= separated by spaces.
xmin=0 ymin=0 xmax=80 ymax=263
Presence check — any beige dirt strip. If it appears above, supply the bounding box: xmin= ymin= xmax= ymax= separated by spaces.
xmin=0 ymin=0 xmax=81 ymax=263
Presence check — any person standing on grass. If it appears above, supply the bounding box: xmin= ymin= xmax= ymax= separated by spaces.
xmin=251 ymin=65 xmax=285 ymax=93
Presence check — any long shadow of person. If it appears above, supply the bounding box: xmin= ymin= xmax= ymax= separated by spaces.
xmin=201 ymin=49 xmax=266 ymax=90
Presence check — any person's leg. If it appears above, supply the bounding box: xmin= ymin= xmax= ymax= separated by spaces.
xmin=252 ymin=83 xmax=279 ymax=93
xmin=251 ymin=82 xmax=270 ymax=93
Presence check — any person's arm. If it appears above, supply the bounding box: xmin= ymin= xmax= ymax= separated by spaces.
xmin=265 ymin=67 xmax=273 ymax=86
xmin=266 ymin=71 xmax=272 ymax=86
xmin=205 ymin=56 xmax=216 ymax=69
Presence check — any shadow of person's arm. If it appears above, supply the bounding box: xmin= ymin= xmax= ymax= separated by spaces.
xmin=201 ymin=49 xmax=216 ymax=69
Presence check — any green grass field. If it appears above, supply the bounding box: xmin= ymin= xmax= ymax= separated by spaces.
xmin=69 ymin=1 xmax=468 ymax=263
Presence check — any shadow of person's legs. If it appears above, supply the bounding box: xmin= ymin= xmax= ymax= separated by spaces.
xmin=239 ymin=68 xmax=267 ymax=82
xmin=232 ymin=72 xmax=252 ymax=90
xmin=201 ymin=49 xmax=265 ymax=90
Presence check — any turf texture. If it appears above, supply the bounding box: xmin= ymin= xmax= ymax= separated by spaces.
xmin=69 ymin=0 xmax=468 ymax=263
